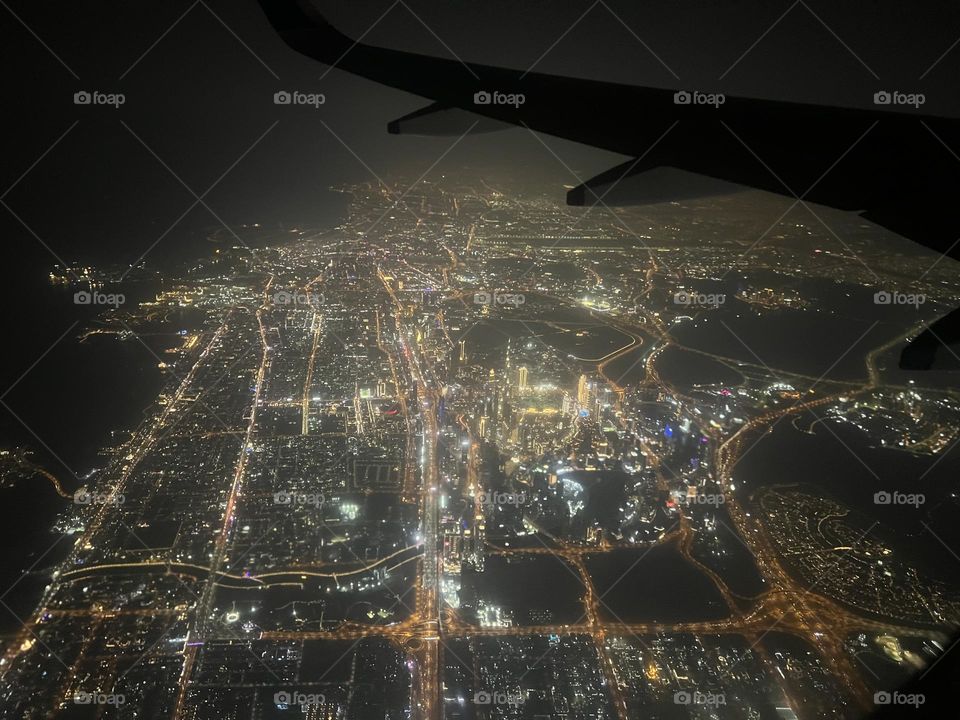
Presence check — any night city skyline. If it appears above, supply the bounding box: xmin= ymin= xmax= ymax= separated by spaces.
xmin=2 ymin=1 xmax=960 ymax=718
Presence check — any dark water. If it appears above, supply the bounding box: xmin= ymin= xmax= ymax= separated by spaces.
xmin=0 ymin=276 xmax=170 ymax=636
xmin=733 ymin=416 xmax=960 ymax=584
xmin=670 ymin=275 xmax=949 ymax=382
xmin=0 ymin=482 xmax=74 ymax=636
xmin=655 ymin=345 xmax=745 ymax=390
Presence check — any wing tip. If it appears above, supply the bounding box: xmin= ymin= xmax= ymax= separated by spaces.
xmin=257 ymin=0 xmax=352 ymax=56
xmin=566 ymin=186 xmax=586 ymax=206
xmin=898 ymin=306 xmax=960 ymax=371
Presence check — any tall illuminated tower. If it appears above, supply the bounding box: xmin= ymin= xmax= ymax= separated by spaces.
xmin=577 ymin=374 xmax=590 ymax=407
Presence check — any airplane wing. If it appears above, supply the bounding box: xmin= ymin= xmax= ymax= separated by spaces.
xmin=258 ymin=0 xmax=960 ymax=371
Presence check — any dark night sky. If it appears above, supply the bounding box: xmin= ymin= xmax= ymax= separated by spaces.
xmin=3 ymin=0 xmax=960 ymax=268
xmin=2 ymin=0 xmax=960 ymax=413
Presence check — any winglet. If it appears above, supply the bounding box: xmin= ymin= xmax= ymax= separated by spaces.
xmin=257 ymin=0 xmax=353 ymax=60
xmin=899 ymin=308 xmax=960 ymax=371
